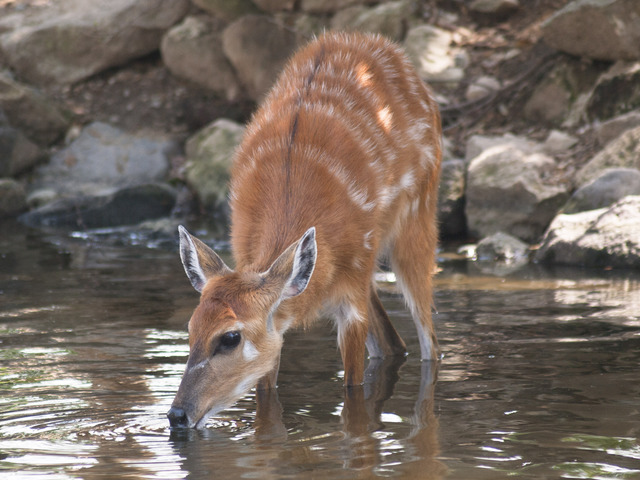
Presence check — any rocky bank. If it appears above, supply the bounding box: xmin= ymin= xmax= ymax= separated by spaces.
xmin=1 ymin=0 xmax=639 ymax=269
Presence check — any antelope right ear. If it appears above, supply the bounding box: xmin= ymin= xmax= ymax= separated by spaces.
xmin=178 ymin=226 xmax=231 ymax=293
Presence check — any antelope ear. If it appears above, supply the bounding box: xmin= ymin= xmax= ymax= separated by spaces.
xmin=266 ymin=227 xmax=317 ymax=300
xmin=178 ymin=225 xmax=231 ymax=292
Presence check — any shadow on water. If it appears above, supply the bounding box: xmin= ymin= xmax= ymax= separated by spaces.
xmin=1 ymin=221 xmax=640 ymax=479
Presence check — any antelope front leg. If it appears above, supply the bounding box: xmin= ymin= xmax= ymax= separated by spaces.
xmin=336 ymin=301 xmax=369 ymax=386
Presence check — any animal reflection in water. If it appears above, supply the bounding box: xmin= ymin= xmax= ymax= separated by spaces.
xmin=167 ymin=30 xmax=442 ymax=431
xmin=170 ymin=360 xmax=446 ymax=479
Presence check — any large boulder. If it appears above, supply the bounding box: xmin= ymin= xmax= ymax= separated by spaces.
xmin=542 ymin=0 xmax=640 ymax=62
xmin=185 ymin=119 xmax=245 ymax=215
xmin=0 ymin=72 xmax=72 ymax=145
xmin=0 ymin=0 xmax=189 ymax=85
xmin=161 ymin=15 xmax=244 ymax=101
xmin=563 ymin=168 xmax=640 ymax=214
xmin=29 ymin=122 xmax=177 ymax=196
xmin=222 ymin=15 xmax=298 ymax=101
xmin=465 ymin=144 xmax=569 ymax=242
xmin=19 ymin=183 xmax=177 ymax=229
xmin=575 ymin=125 xmax=640 ymax=186
xmin=535 ymin=196 xmax=640 ymax=268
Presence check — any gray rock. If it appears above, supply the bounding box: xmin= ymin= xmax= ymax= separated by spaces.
xmin=476 ymin=231 xmax=529 ymax=262
xmin=464 ymin=76 xmax=501 ymax=102
xmin=542 ymin=130 xmax=578 ymax=155
xmin=523 ymin=57 xmax=605 ymax=127
xmin=535 ymin=195 xmax=640 ymax=268
xmin=403 ymin=25 xmax=467 ymax=84
xmin=470 ymin=0 xmax=520 ymax=17
xmin=185 ymin=119 xmax=245 ymax=214
xmin=19 ymin=183 xmax=176 ymax=229
xmin=437 ymin=159 xmax=466 ymax=238
xmin=564 ymin=168 xmax=640 ymax=213
xmin=0 ymin=0 xmax=189 ymax=85
xmin=586 ymin=62 xmax=640 ymax=121
xmin=466 ymin=145 xmax=569 ymax=242
xmin=301 ymin=0 xmax=366 ymax=14
xmin=0 ymin=125 xmax=46 ymax=177
xmin=575 ymin=125 xmax=640 ymax=186
xmin=330 ymin=1 xmax=411 ymax=42
xmin=161 ymin=15 xmax=244 ymax=101
xmin=192 ymin=0 xmax=261 ymax=20
xmin=252 ymin=0 xmax=296 ymax=12
xmin=0 ymin=178 xmax=27 ymax=217
xmin=542 ymin=0 xmax=640 ymax=61
xmin=465 ymin=133 xmax=539 ymax=163
xmin=222 ymin=15 xmax=298 ymax=101
xmin=0 ymin=71 xmax=72 ymax=145
xmin=30 ymin=122 xmax=177 ymax=195
xmin=595 ymin=109 xmax=640 ymax=146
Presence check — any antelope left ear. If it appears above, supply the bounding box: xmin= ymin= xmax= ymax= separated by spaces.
xmin=178 ymin=225 xmax=232 ymax=293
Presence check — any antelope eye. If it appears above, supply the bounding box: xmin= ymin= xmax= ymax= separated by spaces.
xmin=219 ymin=331 xmax=241 ymax=350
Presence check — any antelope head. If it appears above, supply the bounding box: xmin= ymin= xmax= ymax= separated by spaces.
xmin=167 ymin=226 xmax=317 ymax=429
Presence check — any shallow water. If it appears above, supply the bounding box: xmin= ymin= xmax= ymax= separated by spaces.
xmin=1 ymin=222 xmax=639 ymax=479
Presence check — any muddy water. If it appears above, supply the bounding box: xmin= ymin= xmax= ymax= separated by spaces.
xmin=1 ymin=222 xmax=639 ymax=479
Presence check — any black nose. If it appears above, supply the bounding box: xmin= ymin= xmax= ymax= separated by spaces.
xmin=167 ymin=406 xmax=189 ymax=428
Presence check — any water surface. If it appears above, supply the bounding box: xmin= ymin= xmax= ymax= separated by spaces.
xmin=1 ymin=222 xmax=639 ymax=479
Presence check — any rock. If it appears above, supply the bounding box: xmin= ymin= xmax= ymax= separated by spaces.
xmin=19 ymin=183 xmax=176 ymax=229
xmin=161 ymin=15 xmax=244 ymax=101
xmin=330 ymin=1 xmax=411 ymax=42
xmin=185 ymin=119 xmax=245 ymax=214
xmin=575 ymin=126 xmax=640 ymax=186
xmin=252 ymin=0 xmax=296 ymax=12
xmin=535 ymin=196 xmax=640 ymax=268
xmin=192 ymin=0 xmax=261 ymax=21
xmin=403 ymin=25 xmax=467 ymax=84
xmin=542 ymin=0 xmax=640 ymax=62
xmin=466 ymin=145 xmax=569 ymax=242
xmin=30 ymin=122 xmax=177 ymax=195
xmin=0 ymin=0 xmax=189 ymax=85
xmin=476 ymin=231 xmax=529 ymax=262
xmin=542 ymin=130 xmax=578 ymax=155
xmin=0 ymin=71 xmax=72 ymax=145
xmin=563 ymin=168 xmax=640 ymax=214
xmin=465 ymin=133 xmax=539 ymax=162
xmin=437 ymin=159 xmax=466 ymax=238
xmin=464 ymin=76 xmax=501 ymax=102
xmin=586 ymin=62 xmax=640 ymax=121
xmin=595 ymin=109 xmax=640 ymax=146
xmin=222 ymin=15 xmax=298 ymax=101
xmin=0 ymin=125 xmax=46 ymax=177
xmin=301 ymin=0 xmax=365 ymax=14
xmin=469 ymin=0 xmax=520 ymax=18
xmin=0 ymin=178 xmax=27 ymax=217
xmin=523 ymin=57 xmax=605 ymax=127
